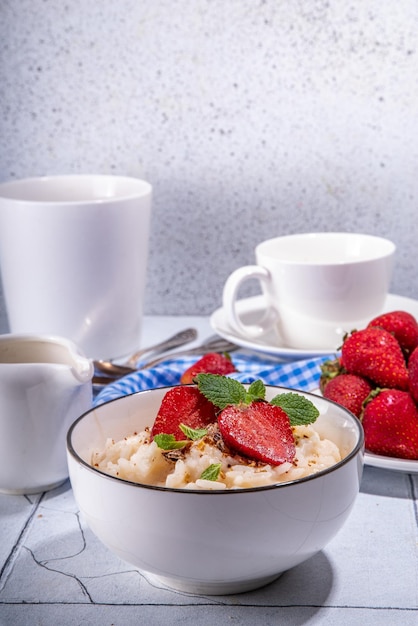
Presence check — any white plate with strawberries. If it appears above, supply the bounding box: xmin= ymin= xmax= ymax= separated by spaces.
xmin=211 ymin=293 xmax=418 ymax=360
xmin=313 ymin=388 xmax=418 ymax=473
xmin=319 ymin=306 xmax=418 ymax=473
xmin=363 ymin=451 xmax=418 ymax=473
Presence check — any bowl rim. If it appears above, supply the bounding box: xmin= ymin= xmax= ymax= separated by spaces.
xmin=67 ymin=385 xmax=364 ymax=495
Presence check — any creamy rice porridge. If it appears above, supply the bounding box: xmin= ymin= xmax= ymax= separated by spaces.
xmin=91 ymin=422 xmax=341 ymax=490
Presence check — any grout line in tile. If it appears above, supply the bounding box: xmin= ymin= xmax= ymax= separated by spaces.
xmin=0 ymin=492 xmax=45 ymax=591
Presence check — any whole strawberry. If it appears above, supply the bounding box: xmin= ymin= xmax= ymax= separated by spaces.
xmin=180 ymin=352 xmax=236 ymax=384
xmin=362 ymin=389 xmax=418 ymax=459
xmin=368 ymin=310 xmax=418 ymax=358
xmin=341 ymin=327 xmax=409 ymax=390
xmin=322 ymin=373 xmax=373 ymax=418
xmin=408 ymin=346 xmax=418 ymax=404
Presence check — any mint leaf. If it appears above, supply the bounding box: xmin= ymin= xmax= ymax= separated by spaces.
xmin=270 ymin=392 xmax=319 ymax=426
xmin=195 ymin=374 xmax=317 ymax=427
xmin=153 ymin=434 xmax=189 ymax=450
xmin=179 ymin=424 xmax=208 ymax=441
xmin=246 ymin=379 xmax=266 ymax=402
xmin=200 ymin=463 xmax=221 ymax=481
xmin=196 ymin=373 xmax=246 ymax=409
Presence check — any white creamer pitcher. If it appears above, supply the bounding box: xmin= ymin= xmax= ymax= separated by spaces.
xmin=0 ymin=334 xmax=93 ymax=494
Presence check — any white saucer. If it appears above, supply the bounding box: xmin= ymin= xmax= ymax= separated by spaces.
xmin=210 ymin=293 xmax=418 ymax=360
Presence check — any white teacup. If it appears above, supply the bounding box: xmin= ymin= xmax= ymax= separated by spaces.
xmin=222 ymin=232 xmax=395 ymax=350
xmin=0 ymin=334 xmax=93 ymax=495
xmin=0 ymin=175 xmax=152 ymax=360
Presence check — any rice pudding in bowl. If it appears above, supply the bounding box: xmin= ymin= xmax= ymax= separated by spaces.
xmin=67 ymin=384 xmax=364 ymax=595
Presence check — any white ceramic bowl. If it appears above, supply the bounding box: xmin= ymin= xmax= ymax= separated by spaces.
xmin=67 ymin=385 xmax=364 ymax=595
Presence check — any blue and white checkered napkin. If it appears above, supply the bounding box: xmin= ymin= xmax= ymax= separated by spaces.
xmin=94 ymin=352 xmax=335 ymax=406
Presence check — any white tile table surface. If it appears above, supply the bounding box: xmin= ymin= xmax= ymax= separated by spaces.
xmin=1 ymin=316 xmax=418 ymax=626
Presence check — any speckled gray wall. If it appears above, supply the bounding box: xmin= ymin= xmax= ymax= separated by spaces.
xmin=1 ymin=0 xmax=418 ymax=330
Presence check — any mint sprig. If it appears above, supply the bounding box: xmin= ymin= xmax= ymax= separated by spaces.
xmin=154 ymin=424 xmax=208 ymax=450
xmin=270 ymin=392 xmax=319 ymax=426
xmin=195 ymin=373 xmax=265 ymax=408
xmin=196 ymin=373 xmax=319 ymax=426
xmin=246 ymin=379 xmax=266 ymax=402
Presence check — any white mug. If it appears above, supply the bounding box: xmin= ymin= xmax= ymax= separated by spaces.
xmin=223 ymin=232 xmax=395 ymax=350
xmin=0 ymin=175 xmax=152 ymax=360
xmin=0 ymin=334 xmax=93 ymax=495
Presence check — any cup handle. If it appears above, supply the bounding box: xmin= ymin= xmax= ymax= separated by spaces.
xmin=222 ymin=265 xmax=278 ymax=338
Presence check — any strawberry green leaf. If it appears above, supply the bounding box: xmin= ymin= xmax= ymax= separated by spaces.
xmin=179 ymin=424 xmax=208 ymax=440
xmin=153 ymin=433 xmax=189 ymax=450
xmin=270 ymin=392 xmax=319 ymax=426
xmin=196 ymin=373 xmax=246 ymax=409
xmin=200 ymin=463 xmax=222 ymax=481
xmin=246 ymin=379 xmax=266 ymax=402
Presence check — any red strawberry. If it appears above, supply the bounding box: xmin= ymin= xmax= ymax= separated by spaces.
xmin=151 ymin=386 xmax=217 ymax=441
xmin=361 ymin=389 xmax=418 ymax=459
xmin=193 ymin=373 xmax=319 ymax=466
xmin=322 ymin=373 xmax=373 ymax=418
xmin=408 ymin=346 xmax=418 ymax=404
xmin=368 ymin=310 xmax=418 ymax=358
xmin=217 ymin=401 xmax=296 ymax=466
xmin=180 ymin=352 xmax=236 ymax=384
xmin=341 ymin=327 xmax=409 ymax=390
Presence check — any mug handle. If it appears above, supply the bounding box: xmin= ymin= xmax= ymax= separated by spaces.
xmin=222 ymin=265 xmax=278 ymax=338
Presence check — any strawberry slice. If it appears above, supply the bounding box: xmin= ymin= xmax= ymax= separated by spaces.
xmin=193 ymin=374 xmax=319 ymax=466
xmin=180 ymin=352 xmax=237 ymax=384
xmin=151 ymin=386 xmax=217 ymax=441
xmin=217 ymin=401 xmax=296 ymax=466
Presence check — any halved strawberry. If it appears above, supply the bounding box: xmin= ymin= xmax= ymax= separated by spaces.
xmin=180 ymin=352 xmax=237 ymax=384
xmin=195 ymin=374 xmax=319 ymax=466
xmin=151 ymin=386 xmax=217 ymax=441
xmin=367 ymin=310 xmax=418 ymax=358
xmin=217 ymin=401 xmax=296 ymax=466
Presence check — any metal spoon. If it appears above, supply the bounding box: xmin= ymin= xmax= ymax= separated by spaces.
xmin=92 ymin=335 xmax=239 ymax=386
xmin=94 ymin=327 xmax=197 ymax=377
